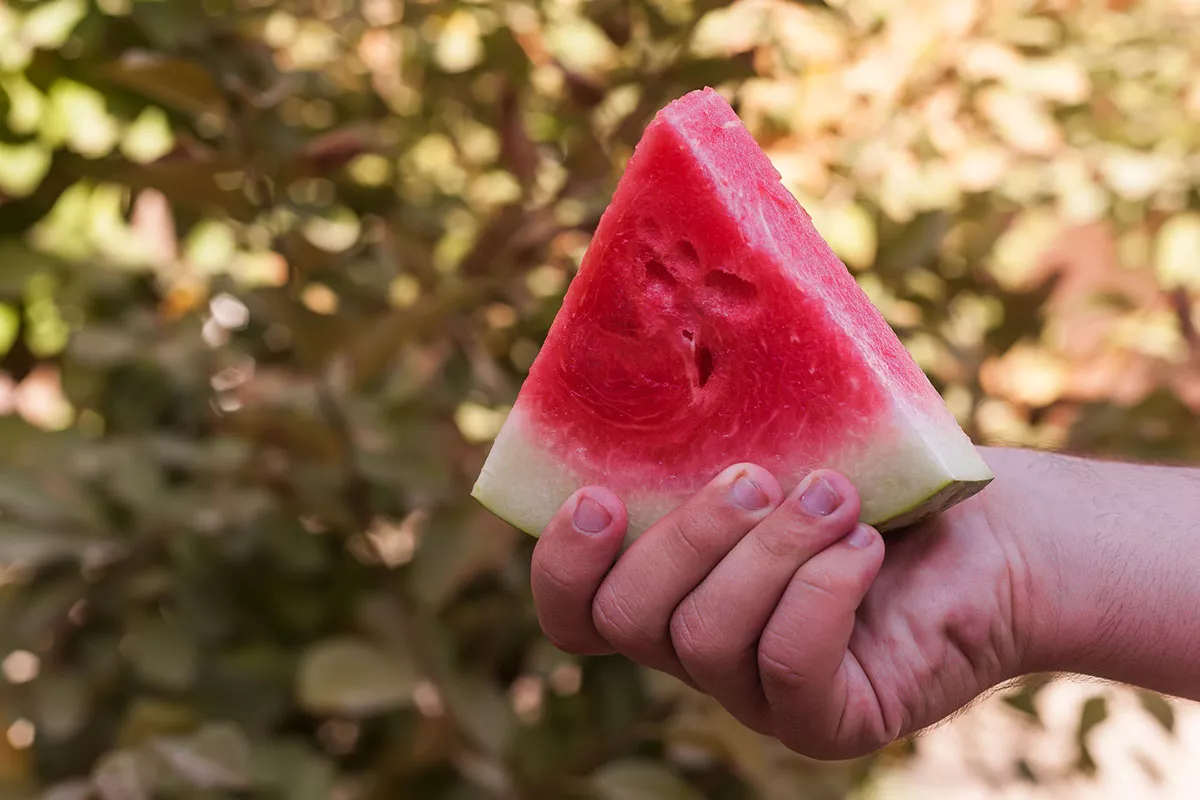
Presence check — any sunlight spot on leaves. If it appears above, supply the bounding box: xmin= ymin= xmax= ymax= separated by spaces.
xmin=0 ymin=143 xmax=51 ymax=197
xmin=121 ymin=107 xmax=175 ymax=164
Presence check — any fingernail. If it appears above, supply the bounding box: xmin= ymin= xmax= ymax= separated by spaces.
xmin=845 ymin=525 xmax=877 ymax=549
xmin=573 ymin=496 xmax=612 ymax=534
xmin=731 ymin=473 xmax=770 ymax=510
xmin=800 ymin=477 xmax=841 ymax=516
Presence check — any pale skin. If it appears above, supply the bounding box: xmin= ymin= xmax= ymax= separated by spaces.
xmin=530 ymin=447 xmax=1200 ymax=760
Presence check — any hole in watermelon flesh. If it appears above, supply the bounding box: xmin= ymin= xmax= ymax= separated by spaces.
xmin=704 ymin=269 xmax=757 ymax=302
xmin=681 ymin=329 xmax=694 ymax=342
xmin=675 ymin=240 xmax=699 ymax=265
xmin=695 ymin=345 xmax=714 ymax=387
xmin=645 ymin=257 xmax=676 ymax=288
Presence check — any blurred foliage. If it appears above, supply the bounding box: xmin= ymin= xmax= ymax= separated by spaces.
xmin=0 ymin=0 xmax=1196 ymax=796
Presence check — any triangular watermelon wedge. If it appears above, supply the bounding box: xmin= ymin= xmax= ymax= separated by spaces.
xmin=473 ymin=88 xmax=992 ymax=538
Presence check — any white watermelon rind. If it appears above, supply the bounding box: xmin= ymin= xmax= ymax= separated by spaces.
xmin=470 ymin=405 xmax=994 ymax=539
xmin=473 ymin=475 xmax=992 ymax=538
xmin=477 ymin=474 xmax=993 ymax=537
xmin=871 ymin=475 xmax=992 ymax=533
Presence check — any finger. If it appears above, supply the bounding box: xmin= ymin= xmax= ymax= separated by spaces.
xmin=757 ymin=524 xmax=886 ymax=759
xmin=670 ymin=470 xmax=862 ymax=729
xmin=531 ymin=488 xmax=627 ymax=655
xmin=591 ymin=464 xmax=782 ymax=680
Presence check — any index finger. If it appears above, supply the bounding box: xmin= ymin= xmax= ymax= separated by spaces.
xmin=531 ymin=487 xmax=627 ymax=655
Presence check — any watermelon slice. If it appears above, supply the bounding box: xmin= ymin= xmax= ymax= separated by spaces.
xmin=473 ymin=88 xmax=992 ymax=538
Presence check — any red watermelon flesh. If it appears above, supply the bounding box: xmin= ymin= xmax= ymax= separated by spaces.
xmin=473 ymin=88 xmax=991 ymax=537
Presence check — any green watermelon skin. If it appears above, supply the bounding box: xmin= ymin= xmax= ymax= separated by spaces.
xmin=474 ymin=88 xmax=992 ymax=538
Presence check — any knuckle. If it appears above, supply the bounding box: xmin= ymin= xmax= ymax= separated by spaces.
xmin=592 ymin=584 xmax=655 ymax=650
xmin=757 ymin=636 xmax=809 ymax=691
xmin=660 ymin=514 xmax=708 ymax=567
xmin=531 ymin=557 xmax=583 ymax=604
xmin=796 ymin=566 xmax=843 ymax=605
xmin=751 ymin=520 xmax=808 ymax=561
xmin=669 ymin=595 xmax=727 ymax=663
xmin=763 ymin=506 xmax=850 ymax=554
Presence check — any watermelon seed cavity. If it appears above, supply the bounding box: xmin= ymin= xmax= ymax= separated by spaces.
xmin=695 ymin=345 xmax=714 ymax=387
xmin=704 ymin=269 xmax=757 ymax=302
xmin=676 ymin=240 xmax=699 ymax=264
xmin=646 ymin=257 xmax=676 ymax=288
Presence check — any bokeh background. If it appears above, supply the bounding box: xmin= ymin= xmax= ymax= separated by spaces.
xmin=0 ymin=0 xmax=1199 ymax=797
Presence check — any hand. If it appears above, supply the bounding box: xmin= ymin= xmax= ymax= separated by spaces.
xmin=530 ymin=457 xmax=1033 ymax=760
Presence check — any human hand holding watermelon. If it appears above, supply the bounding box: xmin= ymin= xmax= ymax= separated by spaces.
xmin=530 ymin=449 xmax=1200 ymax=759
xmin=530 ymin=454 xmax=1023 ymax=759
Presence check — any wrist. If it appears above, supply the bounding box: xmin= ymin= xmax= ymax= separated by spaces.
xmin=991 ymin=448 xmax=1200 ymax=696
xmin=978 ymin=447 xmax=1093 ymax=675
xmin=972 ymin=447 xmax=1070 ymax=676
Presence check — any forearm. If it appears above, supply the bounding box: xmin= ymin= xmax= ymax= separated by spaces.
xmin=987 ymin=447 xmax=1200 ymax=698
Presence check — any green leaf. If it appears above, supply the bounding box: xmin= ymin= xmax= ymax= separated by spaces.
xmin=437 ymin=667 xmax=515 ymax=757
xmin=250 ymin=740 xmax=336 ymax=800
xmin=151 ymin=722 xmax=252 ymax=790
xmin=1002 ymin=691 xmax=1040 ymax=721
xmin=1138 ymin=691 xmax=1176 ymax=735
xmin=117 ymin=159 xmax=256 ymax=219
xmin=408 ymin=508 xmax=516 ymax=610
xmin=22 ymin=0 xmax=87 ymax=50
xmin=127 ymin=0 xmax=215 ymax=50
xmin=664 ymin=696 xmax=767 ymax=788
xmin=296 ymin=637 xmax=418 ymax=717
xmin=659 ymin=54 xmax=758 ymax=92
xmin=1077 ymin=742 xmax=1097 ymax=777
xmin=592 ymin=759 xmax=703 ymax=800
xmin=1075 ymin=694 xmax=1108 ymax=776
xmin=121 ymin=617 xmax=200 ymax=691
xmin=0 ymin=469 xmax=103 ymax=528
xmin=1000 ymin=679 xmax=1046 ymax=725
xmin=99 ymin=53 xmax=226 ymax=117
xmin=32 ymin=669 xmax=91 ymax=742
xmin=0 ymin=242 xmax=53 ymax=297
xmin=1078 ymin=695 xmax=1108 ymax=738
xmin=0 ymin=523 xmax=117 ymax=568
xmin=0 ymin=303 xmax=18 ymax=358
xmin=67 ymin=324 xmax=141 ymax=368
xmin=105 ymin=454 xmax=167 ymax=517
xmin=116 ymin=698 xmax=198 ymax=745
xmin=0 ymin=575 xmax=85 ymax=651
xmin=416 ymin=615 xmax=516 ymax=756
